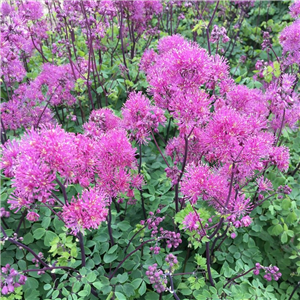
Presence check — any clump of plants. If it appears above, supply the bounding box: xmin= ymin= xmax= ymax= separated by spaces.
xmin=1 ymin=1 xmax=300 ymax=300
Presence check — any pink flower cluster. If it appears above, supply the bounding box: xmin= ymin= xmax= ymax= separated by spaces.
xmin=0 ymin=1 xmax=48 ymax=86
xmin=115 ymin=1 xmax=162 ymax=35
xmin=279 ymin=19 xmax=300 ymax=65
xmin=253 ymin=263 xmax=282 ymax=281
xmin=0 ymin=208 xmax=10 ymax=218
xmin=290 ymin=0 xmax=300 ymax=19
xmin=182 ymin=212 xmax=201 ymax=232
xmin=1 ymin=118 xmax=141 ymax=232
xmin=1 ymin=59 xmax=88 ymax=131
xmin=165 ymin=253 xmax=178 ymax=268
xmin=141 ymin=210 xmax=182 ymax=253
xmin=232 ymin=0 xmax=256 ymax=7
xmin=140 ymin=37 xmax=292 ymax=225
xmin=141 ymin=35 xmax=218 ymax=133
xmin=1 ymin=264 xmax=27 ymax=295
xmin=1 ymin=97 xmax=54 ymax=131
xmin=161 ymin=229 xmax=182 ymax=249
xmin=146 ymin=264 xmax=167 ymax=293
xmin=210 ymin=25 xmax=230 ymax=44
xmin=265 ymin=74 xmax=300 ymax=131
xmin=83 ymin=108 xmax=120 ymax=139
xmin=122 ymin=92 xmax=165 ymax=144
xmin=144 ymin=211 xmax=165 ymax=237
xmin=62 ymin=188 xmax=109 ymax=235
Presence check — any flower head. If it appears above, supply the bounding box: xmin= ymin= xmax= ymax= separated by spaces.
xmin=122 ymin=92 xmax=165 ymax=144
xmin=62 ymin=188 xmax=109 ymax=235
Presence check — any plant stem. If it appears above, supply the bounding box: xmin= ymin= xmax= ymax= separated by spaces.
xmin=205 ymin=242 xmax=215 ymax=286
xmin=55 ymin=178 xmax=68 ymax=204
xmin=124 ymin=225 xmax=147 ymax=254
xmin=206 ymin=1 xmax=220 ymax=55
xmin=288 ymin=281 xmax=300 ymax=300
xmin=1 ymin=119 xmax=8 ymax=144
xmin=35 ymin=86 xmax=59 ymax=129
xmin=23 ymin=266 xmax=78 ymax=273
xmin=78 ymin=232 xmax=86 ymax=267
xmin=109 ymin=238 xmax=155 ymax=280
xmin=15 ymin=210 xmax=27 ymax=235
xmin=291 ymin=162 xmax=300 ymax=177
xmin=182 ymin=247 xmax=190 ymax=273
xmin=107 ymin=205 xmax=115 ymax=246
xmin=167 ymin=273 xmax=180 ymax=300
xmin=276 ymin=109 xmax=286 ymax=146
xmin=1 ymin=218 xmax=9 ymax=229
xmin=138 ymin=143 xmax=147 ymax=219
xmin=150 ymin=129 xmax=170 ymax=168
xmin=224 ymin=267 xmax=255 ymax=288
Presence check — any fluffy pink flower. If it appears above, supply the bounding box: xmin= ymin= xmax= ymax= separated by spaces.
xmin=265 ymin=81 xmax=300 ymax=130
xmin=96 ymin=129 xmax=142 ymax=196
xmin=83 ymin=108 xmax=120 ymax=139
xmin=62 ymin=188 xmax=109 ymax=235
xmin=122 ymin=92 xmax=165 ymax=144
xmin=182 ymin=212 xmax=201 ymax=231
xmin=1 ymin=139 xmax=20 ymax=178
xmin=181 ymin=163 xmax=229 ymax=211
xmin=143 ymin=35 xmax=213 ymax=113
xmin=140 ymin=49 xmax=157 ymax=72
xmin=26 ymin=211 xmax=40 ymax=222
xmin=18 ymin=1 xmax=44 ymax=20
xmin=258 ymin=177 xmax=273 ymax=192
xmin=1 ymin=98 xmax=54 ymax=131
xmin=269 ymin=146 xmax=290 ymax=171
xmin=202 ymin=106 xmax=255 ymax=163
xmin=240 ymin=215 xmax=252 ymax=227
xmin=0 ymin=2 xmax=13 ymax=16
xmin=290 ymin=0 xmax=300 ymax=18
xmin=157 ymin=34 xmax=187 ymax=54
xmin=232 ymin=0 xmax=256 ymax=7
xmin=279 ymin=19 xmax=300 ymax=64
xmin=224 ymin=85 xmax=268 ymax=117
xmin=33 ymin=63 xmax=78 ymax=106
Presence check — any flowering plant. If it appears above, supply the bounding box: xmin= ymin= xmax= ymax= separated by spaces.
xmin=1 ymin=1 xmax=300 ymax=300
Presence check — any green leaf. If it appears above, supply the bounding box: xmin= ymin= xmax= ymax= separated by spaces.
xmin=41 ymin=217 xmax=51 ymax=229
xmin=281 ymin=231 xmax=288 ymax=244
xmin=108 ymin=244 xmax=118 ymax=254
xmin=33 ymin=228 xmax=46 ymax=239
xmin=87 ymin=272 xmax=97 ymax=283
xmin=145 ymin=292 xmax=159 ymax=300
xmin=93 ymin=282 xmax=103 ymax=290
xmin=272 ymin=224 xmax=283 ymax=236
xmin=117 ymin=273 xmax=128 ymax=283
xmin=282 ymin=198 xmax=291 ymax=210
xmin=123 ymin=283 xmax=135 ymax=297
xmin=235 ymin=76 xmax=242 ymax=83
xmin=131 ymin=278 xmax=142 ymax=289
xmin=117 ymin=221 xmax=131 ymax=232
xmin=73 ymin=281 xmax=82 ymax=293
xmin=286 ymin=212 xmax=297 ymax=223
xmin=0 ymin=252 xmax=14 ymax=265
xmin=44 ymin=231 xmax=58 ymax=247
xmin=44 ymin=284 xmax=52 ymax=290
xmin=23 ymin=233 xmax=34 ymax=244
xmin=78 ymin=290 xmax=88 ymax=297
xmin=18 ymin=260 xmax=27 ymax=270
xmin=24 ymin=277 xmax=39 ymax=291
xmin=243 ymin=233 xmax=249 ymax=243
xmin=103 ymin=252 xmax=118 ymax=264
xmin=1 ymin=192 xmax=8 ymax=201
xmin=115 ymin=292 xmax=126 ymax=300
xmin=138 ymin=281 xmax=146 ymax=296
